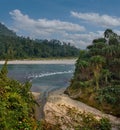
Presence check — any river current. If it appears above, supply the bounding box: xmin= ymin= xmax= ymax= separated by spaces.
xmin=0 ymin=64 xmax=75 ymax=93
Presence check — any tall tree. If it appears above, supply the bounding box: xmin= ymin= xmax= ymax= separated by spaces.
xmin=90 ymin=55 xmax=105 ymax=90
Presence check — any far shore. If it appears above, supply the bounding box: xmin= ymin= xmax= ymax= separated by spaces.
xmin=0 ymin=59 xmax=76 ymax=65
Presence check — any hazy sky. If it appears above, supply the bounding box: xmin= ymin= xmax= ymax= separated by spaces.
xmin=0 ymin=0 xmax=120 ymax=48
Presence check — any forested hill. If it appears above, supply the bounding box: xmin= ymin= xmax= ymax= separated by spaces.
xmin=0 ymin=23 xmax=79 ymax=59
xmin=0 ymin=23 xmax=16 ymax=37
xmin=65 ymin=29 xmax=120 ymax=117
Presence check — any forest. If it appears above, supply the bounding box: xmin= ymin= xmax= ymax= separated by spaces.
xmin=0 ymin=23 xmax=79 ymax=60
xmin=65 ymin=29 xmax=120 ymax=117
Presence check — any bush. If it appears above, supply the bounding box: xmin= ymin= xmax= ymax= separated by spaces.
xmin=0 ymin=62 xmax=38 ymax=129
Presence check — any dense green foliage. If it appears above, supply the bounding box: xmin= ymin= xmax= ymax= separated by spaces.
xmin=65 ymin=29 xmax=120 ymax=117
xmin=0 ymin=23 xmax=79 ymax=59
xmin=0 ymin=62 xmax=39 ymax=129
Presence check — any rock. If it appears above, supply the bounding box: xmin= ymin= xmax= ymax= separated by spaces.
xmin=44 ymin=89 xmax=120 ymax=130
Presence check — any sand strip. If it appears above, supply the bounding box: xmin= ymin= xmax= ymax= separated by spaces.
xmin=0 ymin=59 xmax=76 ymax=65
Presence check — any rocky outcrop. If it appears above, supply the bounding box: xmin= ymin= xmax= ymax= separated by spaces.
xmin=44 ymin=89 xmax=120 ymax=130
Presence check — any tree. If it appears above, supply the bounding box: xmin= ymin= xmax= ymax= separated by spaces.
xmin=104 ymin=29 xmax=113 ymax=39
xmin=65 ymin=29 xmax=120 ymax=117
xmin=90 ymin=55 xmax=105 ymax=90
xmin=101 ymin=69 xmax=111 ymax=84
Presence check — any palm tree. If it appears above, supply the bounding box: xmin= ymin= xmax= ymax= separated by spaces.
xmin=90 ymin=55 xmax=105 ymax=90
xmin=78 ymin=60 xmax=89 ymax=71
xmin=75 ymin=60 xmax=90 ymax=81
xmin=102 ymin=45 xmax=115 ymax=57
xmin=104 ymin=29 xmax=113 ymax=39
xmin=101 ymin=69 xmax=111 ymax=84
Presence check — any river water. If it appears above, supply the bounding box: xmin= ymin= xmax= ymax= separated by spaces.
xmin=0 ymin=64 xmax=75 ymax=92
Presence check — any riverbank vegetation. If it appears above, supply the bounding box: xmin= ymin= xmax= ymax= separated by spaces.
xmin=65 ymin=29 xmax=120 ymax=117
xmin=0 ymin=61 xmax=40 ymax=129
xmin=0 ymin=23 xmax=79 ymax=60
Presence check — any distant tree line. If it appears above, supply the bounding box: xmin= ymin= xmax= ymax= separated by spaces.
xmin=0 ymin=23 xmax=79 ymax=60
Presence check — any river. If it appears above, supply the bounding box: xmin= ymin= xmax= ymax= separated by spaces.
xmin=0 ymin=63 xmax=75 ymax=119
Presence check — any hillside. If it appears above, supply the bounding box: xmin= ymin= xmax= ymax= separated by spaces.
xmin=0 ymin=22 xmax=79 ymax=60
xmin=65 ymin=29 xmax=120 ymax=117
xmin=0 ymin=23 xmax=16 ymax=37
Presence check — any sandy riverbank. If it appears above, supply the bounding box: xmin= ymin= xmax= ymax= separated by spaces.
xmin=0 ymin=59 xmax=76 ymax=64
xmin=32 ymin=92 xmax=40 ymax=100
xmin=44 ymin=88 xmax=120 ymax=130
